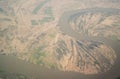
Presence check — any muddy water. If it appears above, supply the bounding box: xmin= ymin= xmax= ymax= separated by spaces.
xmin=0 ymin=54 xmax=120 ymax=79
xmin=58 ymin=8 xmax=120 ymax=79
xmin=0 ymin=8 xmax=120 ymax=79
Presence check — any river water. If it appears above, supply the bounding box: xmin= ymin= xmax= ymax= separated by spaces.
xmin=0 ymin=8 xmax=120 ymax=79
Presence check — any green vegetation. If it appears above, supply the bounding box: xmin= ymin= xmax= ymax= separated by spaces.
xmin=49 ymin=63 xmax=57 ymax=69
xmin=30 ymin=46 xmax=46 ymax=65
xmin=40 ymin=17 xmax=54 ymax=22
xmin=49 ymin=33 xmax=56 ymax=38
xmin=0 ymin=72 xmax=28 ymax=79
xmin=44 ymin=7 xmax=53 ymax=15
xmin=0 ymin=8 xmax=4 ymax=12
xmin=39 ymin=17 xmax=54 ymax=25
xmin=2 ymin=18 xmax=11 ymax=21
xmin=31 ymin=17 xmax=54 ymax=25
xmin=29 ymin=46 xmax=57 ymax=69
xmin=0 ymin=70 xmax=5 ymax=73
xmin=32 ymin=0 xmax=50 ymax=14
xmin=0 ymin=8 xmax=7 ymax=15
xmin=112 ymin=23 xmax=120 ymax=27
xmin=32 ymin=2 xmax=54 ymax=25
xmin=109 ymin=35 xmax=118 ymax=40
xmin=31 ymin=20 xmax=39 ymax=25
xmin=0 ymin=18 xmax=11 ymax=21
xmin=31 ymin=6 xmax=54 ymax=25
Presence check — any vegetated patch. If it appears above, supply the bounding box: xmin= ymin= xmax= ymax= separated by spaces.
xmin=0 ymin=70 xmax=5 ymax=73
xmin=0 ymin=72 xmax=29 ymax=79
xmin=0 ymin=18 xmax=11 ymax=22
xmin=0 ymin=8 xmax=4 ymax=13
xmin=32 ymin=0 xmax=50 ymax=14
xmin=39 ymin=16 xmax=54 ymax=25
xmin=109 ymin=35 xmax=118 ymax=41
xmin=44 ymin=7 xmax=53 ymax=15
xmin=49 ymin=32 xmax=56 ymax=38
xmin=0 ymin=8 xmax=7 ymax=15
xmin=31 ymin=20 xmax=39 ymax=26
xmin=49 ymin=63 xmax=57 ymax=69
xmin=30 ymin=46 xmax=46 ymax=65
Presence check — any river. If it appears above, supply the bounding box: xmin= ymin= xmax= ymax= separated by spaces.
xmin=0 ymin=8 xmax=120 ymax=79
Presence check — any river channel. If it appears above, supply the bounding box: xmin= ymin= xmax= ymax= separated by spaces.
xmin=0 ymin=8 xmax=120 ymax=79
